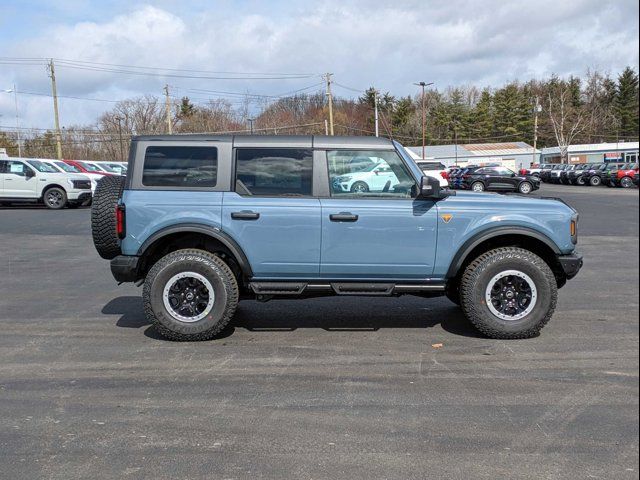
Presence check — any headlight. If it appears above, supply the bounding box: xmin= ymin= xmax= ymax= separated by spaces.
xmin=66 ymin=178 xmax=74 ymax=187
xmin=339 ymin=176 xmax=352 ymax=182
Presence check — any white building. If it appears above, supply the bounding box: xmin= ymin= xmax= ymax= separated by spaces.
xmin=540 ymin=142 xmax=639 ymax=164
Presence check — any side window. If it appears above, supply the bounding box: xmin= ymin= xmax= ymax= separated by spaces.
xmin=6 ymin=161 xmax=29 ymax=176
xmin=327 ymin=150 xmax=416 ymax=198
xmin=0 ymin=160 xmax=6 ymax=174
xmin=142 ymin=146 xmax=218 ymax=188
xmin=235 ymin=148 xmax=312 ymax=196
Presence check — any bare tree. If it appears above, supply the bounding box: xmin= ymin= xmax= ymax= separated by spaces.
xmin=547 ymin=85 xmax=587 ymax=163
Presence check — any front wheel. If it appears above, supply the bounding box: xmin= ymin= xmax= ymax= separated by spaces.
xmin=518 ymin=182 xmax=533 ymax=194
xmin=589 ymin=175 xmax=602 ymax=186
xmin=620 ymin=176 xmax=634 ymax=188
xmin=143 ymin=249 xmax=239 ymax=341
xmin=471 ymin=182 xmax=485 ymax=192
xmin=576 ymin=176 xmax=586 ymax=186
xmin=350 ymin=181 xmax=369 ymax=193
xmin=43 ymin=187 xmax=67 ymax=209
xmin=459 ymin=247 xmax=557 ymax=339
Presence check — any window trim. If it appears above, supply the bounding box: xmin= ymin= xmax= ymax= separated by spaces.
xmin=232 ymin=147 xmax=315 ymax=198
xmin=323 ymin=148 xmax=419 ymax=200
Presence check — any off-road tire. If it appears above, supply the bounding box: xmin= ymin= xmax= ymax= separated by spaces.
xmin=143 ymin=249 xmax=239 ymax=341
xmin=91 ymin=176 xmax=125 ymax=259
xmin=43 ymin=186 xmax=67 ymax=209
xmin=459 ymin=247 xmax=557 ymax=339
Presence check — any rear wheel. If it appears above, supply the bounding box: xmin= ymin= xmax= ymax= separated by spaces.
xmin=471 ymin=182 xmax=485 ymax=192
xmin=589 ymin=175 xmax=602 ymax=186
xmin=143 ymin=249 xmax=239 ymax=341
xmin=576 ymin=175 xmax=586 ymax=186
xmin=350 ymin=181 xmax=369 ymax=193
xmin=620 ymin=176 xmax=634 ymax=188
xmin=43 ymin=187 xmax=67 ymax=209
xmin=459 ymin=247 xmax=557 ymax=339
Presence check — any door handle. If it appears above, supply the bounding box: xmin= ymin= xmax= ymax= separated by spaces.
xmin=231 ymin=211 xmax=260 ymax=220
xmin=330 ymin=213 xmax=358 ymax=222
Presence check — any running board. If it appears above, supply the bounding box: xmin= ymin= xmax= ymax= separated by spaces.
xmin=249 ymin=281 xmax=445 ymax=296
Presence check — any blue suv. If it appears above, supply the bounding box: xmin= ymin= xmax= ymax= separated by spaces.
xmin=91 ymin=135 xmax=582 ymax=341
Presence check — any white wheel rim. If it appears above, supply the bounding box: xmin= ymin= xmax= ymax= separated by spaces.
xmin=485 ymin=270 xmax=538 ymax=321
xmin=163 ymin=272 xmax=215 ymax=323
xmin=520 ymin=183 xmax=531 ymax=193
xmin=472 ymin=183 xmax=484 ymax=192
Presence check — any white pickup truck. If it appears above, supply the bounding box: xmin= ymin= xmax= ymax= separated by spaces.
xmin=0 ymin=158 xmax=92 ymax=209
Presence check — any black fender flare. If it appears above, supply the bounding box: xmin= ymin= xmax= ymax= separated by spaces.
xmin=445 ymin=226 xmax=561 ymax=279
xmin=137 ymin=223 xmax=253 ymax=277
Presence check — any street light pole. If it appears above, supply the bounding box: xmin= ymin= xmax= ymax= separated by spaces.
xmin=2 ymin=85 xmax=21 ymax=156
xmin=414 ymin=81 xmax=434 ymax=159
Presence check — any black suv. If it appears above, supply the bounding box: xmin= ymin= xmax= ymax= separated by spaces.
xmin=464 ymin=166 xmax=540 ymax=194
xmin=565 ymin=163 xmax=595 ymax=185
xmin=582 ymin=163 xmax=626 ymax=186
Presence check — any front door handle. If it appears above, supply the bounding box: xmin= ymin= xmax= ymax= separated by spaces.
xmin=330 ymin=213 xmax=358 ymax=222
xmin=231 ymin=211 xmax=260 ymax=220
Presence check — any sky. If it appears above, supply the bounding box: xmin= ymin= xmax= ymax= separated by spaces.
xmin=0 ymin=0 xmax=638 ymax=131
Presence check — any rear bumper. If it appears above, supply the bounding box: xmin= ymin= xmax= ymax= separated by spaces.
xmin=110 ymin=255 xmax=140 ymax=283
xmin=557 ymin=252 xmax=583 ymax=280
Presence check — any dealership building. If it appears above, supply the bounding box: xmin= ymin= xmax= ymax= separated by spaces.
xmin=406 ymin=142 xmax=539 ymax=171
xmin=539 ymin=142 xmax=639 ymax=164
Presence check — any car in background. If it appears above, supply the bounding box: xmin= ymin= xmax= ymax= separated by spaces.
xmin=565 ymin=163 xmax=595 ymax=185
xmin=464 ymin=166 xmax=540 ymax=194
xmin=546 ymin=164 xmax=570 ymax=183
xmin=527 ymin=163 xmax=550 ymax=177
xmin=449 ymin=166 xmax=479 ymax=189
xmin=609 ymin=163 xmax=639 ymax=188
xmin=0 ymin=158 xmax=92 ymax=209
xmin=94 ymin=161 xmax=127 ymax=175
xmin=332 ymin=159 xmax=409 ymax=194
xmin=537 ymin=164 xmax=556 ymax=182
xmin=559 ymin=165 xmax=578 ymax=184
xmin=582 ymin=163 xmax=627 ymax=186
xmin=64 ymin=160 xmax=117 ymax=177
xmin=48 ymin=160 xmax=103 ymax=193
xmin=415 ymin=160 xmax=449 ymax=187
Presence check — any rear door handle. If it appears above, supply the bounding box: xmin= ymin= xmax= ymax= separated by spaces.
xmin=231 ymin=211 xmax=260 ymax=220
xmin=330 ymin=213 xmax=358 ymax=222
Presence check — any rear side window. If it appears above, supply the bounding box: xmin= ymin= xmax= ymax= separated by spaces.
xmin=235 ymin=148 xmax=312 ymax=196
xmin=142 ymin=146 xmax=218 ymax=188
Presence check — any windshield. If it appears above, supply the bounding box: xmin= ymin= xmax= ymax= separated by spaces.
xmin=98 ymin=163 xmax=121 ymax=173
xmin=27 ymin=160 xmax=59 ymax=173
xmin=79 ymin=161 xmax=104 ymax=172
xmin=54 ymin=161 xmax=81 ymax=173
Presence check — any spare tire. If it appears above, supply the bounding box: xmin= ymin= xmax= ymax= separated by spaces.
xmin=91 ymin=176 xmax=125 ymax=259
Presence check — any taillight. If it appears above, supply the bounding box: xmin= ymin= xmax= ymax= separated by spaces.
xmin=462 ymin=174 xmax=470 ymax=179
xmin=440 ymin=171 xmax=449 ymax=180
xmin=116 ymin=204 xmax=126 ymax=239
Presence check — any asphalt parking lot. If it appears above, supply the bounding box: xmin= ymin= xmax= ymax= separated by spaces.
xmin=0 ymin=184 xmax=638 ymax=480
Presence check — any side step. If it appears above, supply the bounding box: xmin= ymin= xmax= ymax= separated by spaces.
xmin=331 ymin=283 xmax=394 ymax=295
xmin=249 ymin=281 xmax=446 ymax=297
xmin=250 ymin=282 xmax=307 ymax=295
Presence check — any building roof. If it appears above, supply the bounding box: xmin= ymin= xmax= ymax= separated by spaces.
xmin=540 ymin=142 xmax=639 ymax=155
xmin=407 ymin=141 xmax=537 ymax=159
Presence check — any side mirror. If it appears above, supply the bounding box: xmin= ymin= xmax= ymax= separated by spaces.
xmin=25 ymin=168 xmax=35 ymax=178
xmin=419 ymin=176 xmax=454 ymax=199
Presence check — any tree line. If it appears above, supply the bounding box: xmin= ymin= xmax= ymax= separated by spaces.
xmin=1 ymin=67 xmax=637 ymax=163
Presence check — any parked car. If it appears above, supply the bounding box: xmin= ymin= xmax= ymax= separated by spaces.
xmin=547 ymin=164 xmax=570 ymax=184
xmin=64 ymin=160 xmax=116 ymax=176
xmin=0 ymin=158 xmax=92 ymax=209
xmin=415 ymin=160 xmax=449 ymax=187
xmin=634 ymin=172 xmax=639 ymax=187
xmin=91 ymin=135 xmax=582 ymax=341
xmin=48 ymin=160 xmax=102 ymax=193
xmin=559 ymin=165 xmax=578 ymax=184
xmin=527 ymin=163 xmax=553 ymax=177
xmin=608 ymin=163 xmax=639 ymax=188
xmin=94 ymin=161 xmax=128 ymax=175
xmin=538 ymin=164 xmax=556 ymax=182
xmin=582 ymin=163 xmax=627 ymax=186
xmin=450 ymin=166 xmax=480 ymax=189
xmin=463 ymin=166 xmax=541 ymax=194
xmin=565 ymin=163 xmax=595 ymax=185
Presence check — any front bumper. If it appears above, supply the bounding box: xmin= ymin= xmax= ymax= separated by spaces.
xmin=110 ymin=255 xmax=140 ymax=283
xmin=557 ymin=252 xmax=583 ymax=280
xmin=67 ymin=190 xmax=92 ymax=201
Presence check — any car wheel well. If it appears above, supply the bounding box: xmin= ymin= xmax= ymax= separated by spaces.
xmin=139 ymin=232 xmax=245 ymax=284
xmin=448 ymin=234 xmax=566 ymax=291
xmin=41 ymin=184 xmax=66 ymax=198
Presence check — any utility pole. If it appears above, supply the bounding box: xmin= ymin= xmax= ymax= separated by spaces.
xmin=374 ymin=90 xmax=379 ymax=137
xmin=414 ymin=81 xmax=434 ymax=159
xmin=115 ymin=116 xmax=125 ymax=161
xmin=532 ymin=96 xmax=541 ymax=166
xmin=247 ymin=118 xmax=255 ymax=134
xmin=47 ymin=59 xmax=63 ymax=160
xmin=2 ymin=85 xmax=21 ymax=156
xmin=325 ymin=73 xmax=334 ymax=136
xmin=164 ymin=84 xmax=172 ymax=134
xmin=324 ymin=119 xmax=329 ymax=135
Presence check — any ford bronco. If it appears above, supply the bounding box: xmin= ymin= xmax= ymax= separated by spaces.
xmin=91 ymin=135 xmax=582 ymax=341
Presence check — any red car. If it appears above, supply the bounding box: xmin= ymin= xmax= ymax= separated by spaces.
xmin=64 ymin=160 xmax=116 ymax=176
xmin=610 ymin=163 xmax=639 ymax=188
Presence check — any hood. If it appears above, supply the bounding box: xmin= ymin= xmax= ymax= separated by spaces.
xmin=450 ymin=190 xmax=576 ymax=214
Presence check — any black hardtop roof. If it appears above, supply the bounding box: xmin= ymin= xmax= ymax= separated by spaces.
xmin=131 ymin=134 xmax=396 ymax=149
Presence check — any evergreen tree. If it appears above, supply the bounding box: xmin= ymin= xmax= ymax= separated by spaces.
xmin=471 ymin=89 xmax=494 ymax=140
xmin=179 ymin=97 xmax=196 ymax=118
xmin=615 ymin=67 xmax=639 ymax=138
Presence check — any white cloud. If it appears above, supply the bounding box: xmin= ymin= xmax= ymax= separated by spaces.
xmin=0 ymin=0 xmax=637 ymax=129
